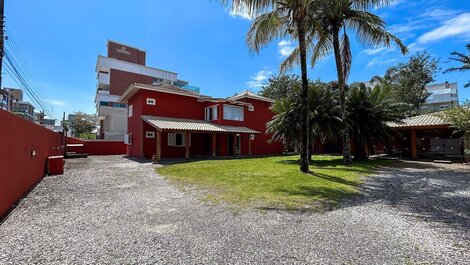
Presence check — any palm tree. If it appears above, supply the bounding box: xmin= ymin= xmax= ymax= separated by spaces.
xmin=283 ymin=0 xmax=408 ymax=164
xmin=308 ymin=81 xmax=341 ymax=159
xmin=444 ymin=43 xmax=470 ymax=88
xmin=223 ymin=0 xmax=322 ymax=173
xmin=347 ymin=83 xmax=405 ymax=160
xmin=266 ymin=97 xmax=302 ymax=151
xmin=267 ymin=81 xmax=341 ymax=161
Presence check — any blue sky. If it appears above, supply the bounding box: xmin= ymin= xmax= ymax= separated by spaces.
xmin=4 ymin=0 xmax=470 ymax=119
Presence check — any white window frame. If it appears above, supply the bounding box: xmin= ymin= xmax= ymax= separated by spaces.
xmin=248 ymin=105 xmax=254 ymax=112
xmin=146 ymin=98 xmax=156 ymax=105
xmin=250 ymin=134 xmax=255 ymax=140
xmin=146 ymin=131 xmax=155 ymax=138
xmin=167 ymin=132 xmax=191 ymax=147
xmin=128 ymin=105 xmax=133 ymax=117
xmin=205 ymin=105 xmax=218 ymax=121
xmin=223 ymin=104 xmax=244 ymax=121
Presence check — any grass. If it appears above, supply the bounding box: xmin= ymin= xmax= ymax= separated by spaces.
xmin=156 ymin=155 xmax=392 ymax=210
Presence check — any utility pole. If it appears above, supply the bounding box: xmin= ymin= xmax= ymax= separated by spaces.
xmin=0 ymin=0 xmax=4 ymax=90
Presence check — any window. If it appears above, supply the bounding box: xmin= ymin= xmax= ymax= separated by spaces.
xmin=124 ymin=133 xmax=132 ymax=145
xmin=146 ymin=98 xmax=156 ymax=105
xmin=248 ymin=105 xmax=254 ymax=112
xmin=168 ymin=133 xmax=191 ymax=147
xmin=250 ymin=134 xmax=255 ymax=140
xmin=205 ymin=105 xmax=218 ymax=121
xmin=128 ymin=105 xmax=133 ymax=117
xmin=146 ymin=131 xmax=155 ymax=138
xmin=223 ymin=104 xmax=244 ymax=121
xmin=153 ymin=78 xmax=164 ymax=85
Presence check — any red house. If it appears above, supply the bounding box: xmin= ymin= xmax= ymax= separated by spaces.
xmin=118 ymin=83 xmax=284 ymax=160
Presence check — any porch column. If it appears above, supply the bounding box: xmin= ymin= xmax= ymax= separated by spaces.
xmin=248 ymin=134 xmax=252 ymax=156
xmin=212 ymin=132 xmax=216 ymax=157
xmin=156 ymin=130 xmax=161 ymax=162
xmin=233 ymin=134 xmax=237 ymax=157
xmin=185 ymin=131 xmax=190 ymax=160
xmin=411 ymin=129 xmax=417 ymax=160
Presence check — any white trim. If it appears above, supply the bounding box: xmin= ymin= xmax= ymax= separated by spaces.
xmin=146 ymin=98 xmax=156 ymax=105
xmin=128 ymin=105 xmax=133 ymax=117
xmin=146 ymin=131 xmax=155 ymax=138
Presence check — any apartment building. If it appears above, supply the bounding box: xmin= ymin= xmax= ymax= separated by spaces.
xmin=117 ymin=83 xmax=283 ymax=160
xmin=422 ymin=82 xmax=459 ymax=111
xmin=0 ymin=89 xmax=12 ymax=111
xmin=95 ymin=40 xmax=196 ymax=140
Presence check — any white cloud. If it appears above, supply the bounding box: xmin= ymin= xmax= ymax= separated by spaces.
xmin=246 ymin=70 xmax=273 ymax=88
xmin=366 ymin=57 xmax=398 ymax=68
xmin=362 ymin=46 xmax=397 ymax=55
xmin=228 ymin=3 xmax=252 ymax=20
xmin=45 ymin=99 xmax=66 ymax=106
xmin=278 ymin=40 xmax=295 ymax=58
xmin=418 ymin=13 xmax=470 ymax=44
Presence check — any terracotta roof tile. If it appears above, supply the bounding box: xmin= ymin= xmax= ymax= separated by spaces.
xmin=142 ymin=116 xmax=259 ymax=134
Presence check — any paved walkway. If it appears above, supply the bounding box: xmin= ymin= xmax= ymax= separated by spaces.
xmin=0 ymin=156 xmax=469 ymax=264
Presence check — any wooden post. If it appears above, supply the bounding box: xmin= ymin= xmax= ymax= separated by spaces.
xmin=185 ymin=131 xmax=190 ymax=160
xmin=156 ymin=130 xmax=161 ymax=162
xmin=233 ymin=134 xmax=237 ymax=157
xmin=212 ymin=133 xmax=216 ymax=157
xmin=411 ymin=129 xmax=417 ymax=160
xmin=248 ymin=134 xmax=252 ymax=156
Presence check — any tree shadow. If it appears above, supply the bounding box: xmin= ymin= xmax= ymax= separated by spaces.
xmin=346 ymin=161 xmax=470 ymax=238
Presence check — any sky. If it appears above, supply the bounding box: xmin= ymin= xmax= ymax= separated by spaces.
xmin=4 ymin=0 xmax=470 ymax=120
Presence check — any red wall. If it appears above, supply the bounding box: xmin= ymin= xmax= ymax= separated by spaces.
xmin=66 ymin=137 xmax=127 ymax=155
xmin=0 ymin=110 xmax=63 ymax=218
xmin=126 ymin=89 xmax=283 ymax=159
xmin=107 ymin=41 xmax=146 ymax=66
xmin=109 ymin=69 xmax=153 ymax=96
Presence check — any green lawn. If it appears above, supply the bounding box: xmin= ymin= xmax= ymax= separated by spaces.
xmin=157 ymin=155 xmax=392 ymax=210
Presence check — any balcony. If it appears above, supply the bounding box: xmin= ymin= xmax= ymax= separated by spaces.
xmin=179 ymin=84 xmax=200 ymax=94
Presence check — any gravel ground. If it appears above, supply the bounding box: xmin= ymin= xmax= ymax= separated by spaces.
xmin=0 ymin=156 xmax=469 ymax=264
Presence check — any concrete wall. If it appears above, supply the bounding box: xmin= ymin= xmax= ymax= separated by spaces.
xmin=0 ymin=109 xmax=63 ymax=218
xmin=99 ymin=105 xmax=128 ymax=141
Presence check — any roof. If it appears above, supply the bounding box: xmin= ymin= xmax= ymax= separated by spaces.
xmin=228 ymin=90 xmax=275 ymax=103
xmin=119 ymin=83 xmax=206 ymax=103
xmin=142 ymin=115 xmax=260 ymax=134
xmin=387 ymin=112 xmax=450 ymax=129
xmin=119 ymin=83 xmax=253 ymax=106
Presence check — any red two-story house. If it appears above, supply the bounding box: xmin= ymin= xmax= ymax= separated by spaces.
xmin=118 ymin=83 xmax=283 ymax=160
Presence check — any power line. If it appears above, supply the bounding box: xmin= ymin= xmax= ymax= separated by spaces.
xmin=3 ymin=27 xmax=55 ymax=119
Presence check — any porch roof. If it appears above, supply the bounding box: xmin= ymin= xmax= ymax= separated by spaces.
xmin=141 ymin=115 xmax=260 ymax=134
xmin=387 ymin=112 xmax=450 ymax=129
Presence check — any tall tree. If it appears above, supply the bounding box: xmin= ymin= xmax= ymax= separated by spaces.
xmin=73 ymin=112 xmax=96 ymax=138
xmin=259 ymin=74 xmax=300 ymax=101
xmin=225 ymin=0 xmax=322 ymax=173
xmin=383 ymin=52 xmax=439 ymax=116
xmin=444 ymin=43 xmax=470 ymax=88
xmin=283 ymin=0 xmax=408 ymax=164
xmin=439 ymin=100 xmax=470 ymax=158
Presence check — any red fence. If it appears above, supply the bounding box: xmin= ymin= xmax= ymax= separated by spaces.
xmin=66 ymin=137 xmax=127 ymax=155
xmin=0 ymin=110 xmax=63 ymax=218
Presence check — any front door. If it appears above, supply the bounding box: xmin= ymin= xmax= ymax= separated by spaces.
xmin=228 ymin=134 xmax=241 ymax=156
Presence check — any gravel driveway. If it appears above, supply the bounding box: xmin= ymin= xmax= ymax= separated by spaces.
xmin=0 ymin=156 xmax=469 ymax=264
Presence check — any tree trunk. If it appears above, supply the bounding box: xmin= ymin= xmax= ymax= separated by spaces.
xmin=353 ymin=139 xmax=368 ymax=161
xmin=332 ymin=28 xmax=352 ymax=164
xmin=296 ymin=15 xmax=310 ymax=173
